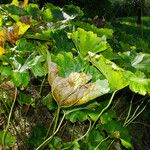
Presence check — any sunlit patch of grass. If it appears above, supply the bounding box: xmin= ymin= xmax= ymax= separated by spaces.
xmin=114 ymin=16 xmax=150 ymax=53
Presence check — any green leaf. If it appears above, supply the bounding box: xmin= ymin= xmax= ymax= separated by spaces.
xmin=0 ymin=131 xmax=16 ymax=147
xmin=19 ymin=54 xmax=44 ymax=72
xmin=89 ymin=53 xmax=128 ymax=90
xmin=87 ymin=128 xmax=108 ymax=150
xmin=11 ymin=0 xmax=19 ymax=6
xmin=87 ymin=109 xmax=101 ymax=121
xmin=42 ymin=8 xmax=53 ymax=21
xmin=72 ymin=21 xmax=113 ymax=38
xmin=18 ymin=93 xmax=34 ymax=105
xmin=125 ymin=72 xmax=150 ymax=95
xmin=120 ymin=139 xmax=132 ymax=149
xmin=117 ymin=51 xmax=150 ymax=74
xmin=0 ymin=66 xmax=12 ymax=77
xmin=51 ymin=30 xmax=75 ymax=54
xmin=69 ymin=28 xmax=108 ymax=57
xmin=27 ymin=127 xmax=47 ymax=148
xmin=2 ymin=4 xmax=26 ymax=18
xmin=64 ymin=101 xmax=102 ymax=122
xmin=42 ymin=3 xmax=64 ymax=22
xmin=25 ymin=4 xmax=41 ymax=19
xmin=84 ymin=65 xmax=105 ymax=82
xmin=53 ymin=52 xmax=87 ymax=77
xmin=25 ymin=29 xmax=54 ymax=41
xmin=31 ymin=62 xmax=47 ymax=77
xmin=42 ymin=93 xmax=57 ymax=110
xmin=65 ymin=110 xmax=88 ymax=123
xmin=71 ymin=141 xmax=80 ymax=150
xmin=15 ymin=38 xmax=34 ymax=52
xmin=53 ymin=52 xmax=105 ymax=81
xmin=63 ymin=5 xmax=84 ymax=17
xmin=100 ymin=110 xmax=116 ymax=124
xmin=14 ymin=50 xmax=47 ymax=77
xmin=131 ymin=53 xmax=150 ymax=73
xmin=12 ymin=71 xmax=30 ymax=87
xmin=62 ymin=141 xmax=80 ymax=150
xmin=49 ymin=137 xmax=62 ymax=150
xmin=102 ymin=120 xmax=131 ymax=146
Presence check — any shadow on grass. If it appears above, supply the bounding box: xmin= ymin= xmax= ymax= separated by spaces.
xmin=112 ymin=16 xmax=150 ymax=53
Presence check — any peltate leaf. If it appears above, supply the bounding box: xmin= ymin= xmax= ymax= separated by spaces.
xmin=125 ymin=72 xmax=150 ymax=95
xmin=102 ymin=120 xmax=131 ymax=146
xmin=69 ymin=28 xmax=108 ymax=57
xmin=51 ymin=49 xmax=105 ymax=82
xmin=72 ymin=21 xmax=113 ymax=38
xmin=89 ymin=53 xmax=128 ymax=90
xmin=24 ymin=4 xmax=40 ymax=19
xmin=15 ymin=38 xmax=34 ymax=52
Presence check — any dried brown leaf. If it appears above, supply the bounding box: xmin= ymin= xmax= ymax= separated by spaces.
xmin=48 ymin=59 xmax=110 ymax=108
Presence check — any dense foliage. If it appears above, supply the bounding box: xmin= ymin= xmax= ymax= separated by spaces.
xmin=0 ymin=0 xmax=149 ymax=149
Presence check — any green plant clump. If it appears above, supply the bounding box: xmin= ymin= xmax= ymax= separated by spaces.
xmin=0 ymin=0 xmax=149 ymax=150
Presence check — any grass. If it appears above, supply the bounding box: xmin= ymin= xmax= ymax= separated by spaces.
xmin=112 ymin=16 xmax=150 ymax=53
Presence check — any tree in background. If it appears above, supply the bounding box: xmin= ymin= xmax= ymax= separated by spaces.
xmin=127 ymin=0 xmax=145 ymax=25
xmin=1 ymin=0 xmax=149 ymax=21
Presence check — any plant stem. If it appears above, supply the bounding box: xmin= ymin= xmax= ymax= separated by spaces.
xmin=36 ymin=107 xmax=87 ymax=150
xmin=39 ymin=77 xmax=46 ymax=95
xmin=36 ymin=110 xmax=65 ymax=150
xmin=125 ymin=99 xmax=150 ymax=127
xmin=123 ymin=94 xmax=134 ymax=127
xmin=92 ymin=90 xmax=117 ymax=129
xmin=45 ymin=115 xmax=55 ymax=139
xmin=95 ymin=136 xmax=109 ymax=150
xmin=52 ymin=106 xmax=60 ymax=134
xmin=75 ymin=119 xmax=92 ymax=142
xmin=2 ymin=88 xmax=17 ymax=147
xmin=107 ymin=140 xmax=115 ymax=150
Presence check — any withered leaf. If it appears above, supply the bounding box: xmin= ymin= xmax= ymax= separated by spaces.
xmin=47 ymin=52 xmax=110 ymax=108
xmin=0 ymin=46 xmax=6 ymax=56
xmin=19 ymin=15 xmax=31 ymax=25
xmin=4 ymin=21 xmax=30 ymax=44
xmin=0 ymin=29 xmax=6 ymax=47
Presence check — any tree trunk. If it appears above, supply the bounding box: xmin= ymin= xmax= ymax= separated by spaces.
xmin=137 ymin=7 xmax=142 ymax=25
